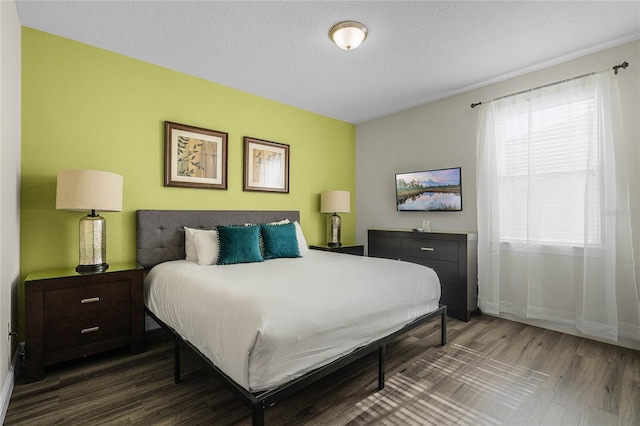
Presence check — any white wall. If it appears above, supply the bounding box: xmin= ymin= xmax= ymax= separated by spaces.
xmin=0 ymin=0 xmax=22 ymax=420
xmin=356 ymin=41 xmax=640 ymax=345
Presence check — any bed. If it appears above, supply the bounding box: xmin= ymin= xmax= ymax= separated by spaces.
xmin=137 ymin=209 xmax=446 ymax=425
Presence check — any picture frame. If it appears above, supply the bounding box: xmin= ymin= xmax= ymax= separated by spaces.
xmin=395 ymin=167 xmax=462 ymax=211
xmin=164 ymin=121 xmax=228 ymax=189
xmin=243 ymin=137 xmax=290 ymax=193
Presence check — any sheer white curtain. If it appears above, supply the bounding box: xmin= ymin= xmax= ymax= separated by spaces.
xmin=476 ymin=70 xmax=640 ymax=342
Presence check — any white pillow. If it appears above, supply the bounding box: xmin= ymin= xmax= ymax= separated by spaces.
xmin=193 ymin=229 xmax=220 ymax=265
xmin=184 ymin=226 xmax=199 ymax=261
xmin=294 ymin=221 xmax=309 ymax=255
xmin=184 ymin=227 xmax=217 ymax=262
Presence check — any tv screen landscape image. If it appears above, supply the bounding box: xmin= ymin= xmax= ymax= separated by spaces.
xmin=395 ymin=167 xmax=462 ymax=211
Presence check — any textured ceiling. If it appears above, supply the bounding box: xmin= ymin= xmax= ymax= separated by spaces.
xmin=15 ymin=1 xmax=640 ymax=124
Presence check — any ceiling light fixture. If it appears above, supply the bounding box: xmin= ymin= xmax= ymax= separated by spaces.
xmin=329 ymin=21 xmax=368 ymax=50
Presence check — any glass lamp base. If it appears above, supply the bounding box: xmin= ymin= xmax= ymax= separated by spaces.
xmin=76 ymin=263 xmax=109 ymax=274
xmin=327 ymin=213 xmax=342 ymax=248
xmin=77 ymin=213 xmax=108 ymax=274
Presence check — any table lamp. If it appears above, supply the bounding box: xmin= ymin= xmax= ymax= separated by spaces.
xmin=56 ymin=169 xmax=123 ymax=273
xmin=320 ymin=190 xmax=350 ymax=247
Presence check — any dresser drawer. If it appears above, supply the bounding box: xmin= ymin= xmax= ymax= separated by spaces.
xmin=44 ymin=311 xmax=130 ymax=353
xmin=401 ymin=238 xmax=459 ymax=262
xmin=43 ymin=280 xmax=131 ymax=321
xmin=368 ymin=234 xmax=402 ymax=259
xmin=403 ymin=257 xmax=459 ymax=283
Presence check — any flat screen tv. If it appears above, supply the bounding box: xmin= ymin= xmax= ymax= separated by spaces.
xmin=395 ymin=167 xmax=462 ymax=211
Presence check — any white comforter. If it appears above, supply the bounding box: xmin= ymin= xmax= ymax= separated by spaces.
xmin=144 ymin=250 xmax=440 ymax=392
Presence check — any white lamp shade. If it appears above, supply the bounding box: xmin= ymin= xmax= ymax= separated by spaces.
xmin=321 ymin=190 xmax=351 ymax=213
xmin=56 ymin=169 xmax=123 ymax=212
xmin=329 ymin=21 xmax=368 ymax=50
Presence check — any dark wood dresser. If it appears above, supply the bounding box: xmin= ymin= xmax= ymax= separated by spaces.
xmin=25 ymin=263 xmax=145 ymax=382
xmin=368 ymin=229 xmax=478 ymax=321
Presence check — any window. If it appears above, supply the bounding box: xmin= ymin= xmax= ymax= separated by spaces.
xmin=491 ymin=88 xmax=601 ymax=245
xmin=476 ymin=70 xmax=638 ymax=342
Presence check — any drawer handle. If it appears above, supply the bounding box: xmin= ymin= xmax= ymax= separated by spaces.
xmin=81 ymin=297 xmax=100 ymax=304
xmin=81 ymin=326 xmax=100 ymax=334
xmin=421 ymin=247 xmax=435 ymax=251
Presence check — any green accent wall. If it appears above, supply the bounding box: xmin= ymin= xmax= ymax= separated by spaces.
xmin=20 ymin=28 xmax=355 ymax=336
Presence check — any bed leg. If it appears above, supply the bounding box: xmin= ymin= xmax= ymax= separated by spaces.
xmin=174 ymin=337 xmax=181 ymax=383
xmin=251 ymin=403 xmax=265 ymax=426
xmin=378 ymin=344 xmax=386 ymax=390
xmin=441 ymin=307 xmax=447 ymax=346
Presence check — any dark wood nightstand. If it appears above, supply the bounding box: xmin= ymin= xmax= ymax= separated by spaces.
xmin=309 ymin=244 xmax=365 ymax=256
xmin=24 ymin=262 xmax=145 ymax=382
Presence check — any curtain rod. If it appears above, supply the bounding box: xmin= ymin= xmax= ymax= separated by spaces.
xmin=470 ymin=61 xmax=628 ymax=108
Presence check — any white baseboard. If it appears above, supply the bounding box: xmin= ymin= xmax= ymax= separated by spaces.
xmin=490 ymin=312 xmax=640 ymax=351
xmin=0 ymin=345 xmax=19 ymax=424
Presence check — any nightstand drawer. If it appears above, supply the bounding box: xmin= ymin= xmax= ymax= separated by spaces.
xmin=401 ymin=238 xmax=458 ymax=261
xmin=44 ymin=312 xmax=130 ymax=353
xmin=43 ymin=280 xmax=130 ymax=321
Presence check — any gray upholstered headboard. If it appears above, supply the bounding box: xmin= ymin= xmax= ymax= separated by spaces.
xmin=136 ymin=210 xmax=300 ymax=269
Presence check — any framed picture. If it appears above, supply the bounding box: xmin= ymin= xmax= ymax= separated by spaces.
xmin=395 ymin=167 xmax=462 ymax=211
xmin=165 ymin=121 xmax=228 ymax=189
xmin=243 ymin=137 xmax=289 ymax=193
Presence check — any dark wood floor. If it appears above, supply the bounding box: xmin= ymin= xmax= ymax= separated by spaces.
xmin=5 ymin=314 xmax=640 ymax=425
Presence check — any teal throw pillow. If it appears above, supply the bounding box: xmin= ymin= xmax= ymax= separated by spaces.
xmin=216 ymin=225 xmax=264 ymax=265
xmin=260 ymin=223 xmax=300 ymax=260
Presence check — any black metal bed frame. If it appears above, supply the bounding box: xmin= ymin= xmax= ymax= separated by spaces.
xmin=136 ymin=210 xmax=447 ymax=424
xmin=146 ymin=305 xmax=446 ymax=425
